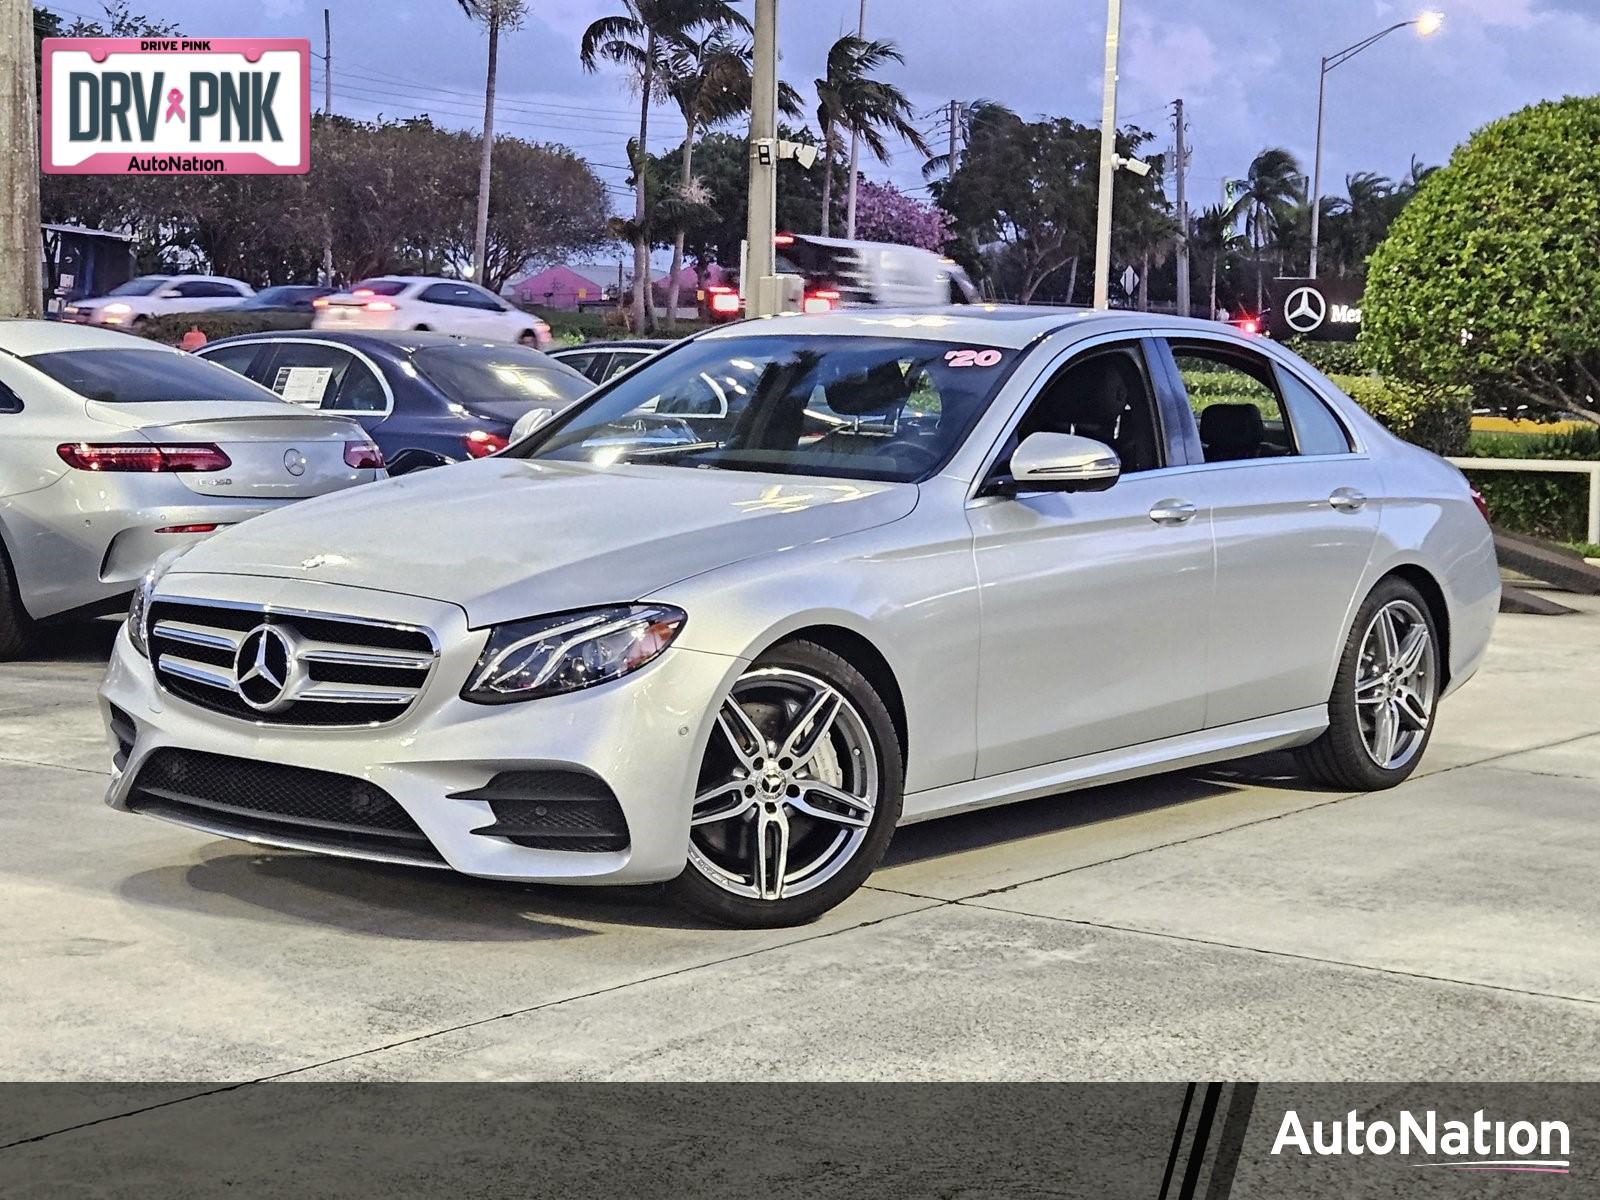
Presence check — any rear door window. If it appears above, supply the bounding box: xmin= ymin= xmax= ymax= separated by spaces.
xmin=260 ymin=343 xmax=391 ymax=413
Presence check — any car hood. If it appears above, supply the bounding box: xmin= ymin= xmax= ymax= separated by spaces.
xmin=167 ymin=457 xmax=919 ymax=626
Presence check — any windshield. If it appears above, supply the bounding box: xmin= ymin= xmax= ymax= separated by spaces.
xmin=107 ymin=277 xmax=167 ymax=297
xmin=25 ymin=348 xmax=281 ymax=404
xmin=521 ymin=334 xmax=1019 ymax=483
xmin=413 ymin=345 xmax=591 ymax=408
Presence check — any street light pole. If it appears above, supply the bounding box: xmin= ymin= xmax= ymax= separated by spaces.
xmin=1309 ymin=11 xmax=1443 ymax=279
xmin=1091 ymin=0 xmax=1122 ymax=310
xmin=745 ymin=0 xmax=779 ymax=315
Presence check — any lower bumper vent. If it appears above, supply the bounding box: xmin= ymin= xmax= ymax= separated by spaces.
xmin=454 ymin=769 xmax=630 ymax=853
xmin=127 ymin=748 xmax=443 ymax=865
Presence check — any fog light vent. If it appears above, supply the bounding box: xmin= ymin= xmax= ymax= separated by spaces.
xmin=453 ymin=769 xmax=630 ymax=853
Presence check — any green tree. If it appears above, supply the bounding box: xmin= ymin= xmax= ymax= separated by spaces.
xmin=1226 ymin=147 xmax=1303 ymax=312
xmin=580 ymin=0 xmax=747 ymax=332
xmin=1189 ymin=204 xmax=1244 ymax=318
xmin=456 ymin=0 xmax=527 ymax=285
xmin=1361 ymin=97 xmax=1600 ymax=424
xmin=812 ymin=36 xmax=927 ymax=237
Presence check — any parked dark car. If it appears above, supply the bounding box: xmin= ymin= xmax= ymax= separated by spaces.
xmin=548 ymin=339 xmax=671 ymax=384
xmin=225 ymin=285 xmax=336 ymax=313
xmin=196 ymin=330 xmax=592 ymax=474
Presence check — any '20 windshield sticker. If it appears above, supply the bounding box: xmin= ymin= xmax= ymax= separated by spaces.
xmin=944 ymin=349 xmax=1004 ymax=368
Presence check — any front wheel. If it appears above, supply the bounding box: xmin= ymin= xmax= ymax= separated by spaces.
xmin=1296 ymin=577 xmax=1440 ymax=791
xmin=668 ymin=640 xmax=903 ymax=928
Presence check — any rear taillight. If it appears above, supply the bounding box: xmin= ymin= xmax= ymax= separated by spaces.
xmin=344 ymin=440 xmax=385 ymax=469
xmin=709 ymin=287 xmax=740 ymax=315
xmin=463 ymin=431 xmax=509 ymax=459
xmin=56 ymin=443 xmax=231 ymax=473
xmin=1471 ymin=486 xmax=1491 ymax=524
xmin=803 ymin=289 xmax=840 ymax=314
xmin=312 ymin=297 xmax=330 ymax=309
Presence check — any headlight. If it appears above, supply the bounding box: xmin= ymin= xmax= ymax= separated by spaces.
xmin=127 ymin=549 xmax=187 ymax=658
xmin=462 ymin=604 xmax=686 ymax=704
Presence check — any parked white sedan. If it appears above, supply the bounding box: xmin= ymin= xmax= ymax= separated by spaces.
xmin=314 ymin=277 xmax=553 ymax=347
xmin=101 ymin=309 xmax=1499 ymax=926
xmin=61 ymin=275 xmax=256 ymax=328
xmin=0 ymin=321 xmax=384 ymax=658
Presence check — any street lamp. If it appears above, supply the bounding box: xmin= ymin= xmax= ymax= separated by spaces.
xmin=1308 ymin=10 xmax=1443 ymax=279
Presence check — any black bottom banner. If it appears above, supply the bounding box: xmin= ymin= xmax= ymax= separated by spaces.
xmin=1 ymin=1083 xmax=1593 ymax=1197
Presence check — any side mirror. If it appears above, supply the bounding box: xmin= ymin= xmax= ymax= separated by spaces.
xmin=1005 ymin=432 xmax=1121 ymax=493
xmin=511 ymin=407 xmax=555 ymax=442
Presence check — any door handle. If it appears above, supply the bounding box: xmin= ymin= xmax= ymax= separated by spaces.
xmin=1329 ymin=487 xmax=1368 ymax=513
xmin=1148 ymin=498 xmax=1198 ymax=526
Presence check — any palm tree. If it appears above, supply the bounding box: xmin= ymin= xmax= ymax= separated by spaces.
xmin=1190 ymin=204 xmax=1243 ymax=318
xmin=813 ymin=36 xmax=928 ymax=237
xmin=458 ymin=0 xmax=526 ymax=287
xmin=1226 ymin=146 xmax=1302 ymax=313
xmin=581 ymin=0 xmax=746 ymax=332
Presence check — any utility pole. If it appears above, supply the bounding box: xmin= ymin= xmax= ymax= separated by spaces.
xmin=947 ymin=99 xmax=961 ymax=177
xmin=320 ymin=8 xmax=334 ymax=287
xmin=843 ymin=0 xmax=866 ymax=240
xmin=1173 ymin=98 xmax=1190 ymax=318
xmin=1091 ymin=0 xmax=1122 ymax=310
xmin=471 ymin=1 xmax=501 ymax=286
xmin=1 ymin=0 xmax=42 ymax=318
xmin=745 ymin=0 xmax=779 ymax=315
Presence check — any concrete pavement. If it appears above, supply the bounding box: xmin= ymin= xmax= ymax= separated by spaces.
xmin=1 ymin=598 xmax=1597 ymax=1103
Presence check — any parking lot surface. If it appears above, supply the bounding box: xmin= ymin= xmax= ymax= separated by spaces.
xmin=3 ymin=597 xmax=1598 ymax=1092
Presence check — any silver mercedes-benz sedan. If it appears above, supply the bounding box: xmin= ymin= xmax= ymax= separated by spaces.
xmin=0 ymin=322 xmax=385 ymax=659
xmin=101 ymin=308 xmax=1499 ymax=927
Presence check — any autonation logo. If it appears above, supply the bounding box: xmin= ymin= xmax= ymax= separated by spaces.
xmin=1272 ymin=1108 xmax=1571 ymax=1174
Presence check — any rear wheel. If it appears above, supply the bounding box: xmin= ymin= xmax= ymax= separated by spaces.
xmin=0 ymin=543 xmax=37 ymax=661
xmin=668 ymin=640 xmax=903 ymax=928
xmin=1296 ymin=577 xmax=1440 ymax=791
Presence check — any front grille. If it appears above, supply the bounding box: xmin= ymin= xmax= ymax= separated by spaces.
xmin=453 ymin=769 xmax=630 ymax=853
xmin=147 ymin=599 xmax=437 ymax=727
xmin=128 ymin=748 xmax=443 ymax=864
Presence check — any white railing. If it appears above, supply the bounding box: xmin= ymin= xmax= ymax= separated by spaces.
xmin=1448 ymin=457 xmax=1600 ymax=544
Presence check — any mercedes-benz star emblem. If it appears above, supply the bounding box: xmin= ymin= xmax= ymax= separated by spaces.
xmin=235 ymin=625 xmax=296 ymax=712
xmin=1283 ymin=286 xmax=1328 ymax=334
xmin=283 ymin=448 xmax=308 ymax=477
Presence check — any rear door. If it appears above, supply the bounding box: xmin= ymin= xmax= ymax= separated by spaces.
xmin=417 ymin=283 xmax=487 ymax=336
xmin=1152 ymin=334 xmax=1381 ymax=726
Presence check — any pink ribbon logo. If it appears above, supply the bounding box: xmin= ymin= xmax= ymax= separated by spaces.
xmin=164 ymin=88 xmax=185 ymax=123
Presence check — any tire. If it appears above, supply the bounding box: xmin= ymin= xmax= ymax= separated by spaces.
xmin=0 ymin=540 xmax=37 ymax=661
xmin=1296 ymin=576 xmax=1441 ymax=791
xmin=668 ymin=639 xmax=904 ymax=928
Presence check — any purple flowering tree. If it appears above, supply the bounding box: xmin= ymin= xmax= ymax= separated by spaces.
xmin=853 ymin=179 xmax=953 ymax=251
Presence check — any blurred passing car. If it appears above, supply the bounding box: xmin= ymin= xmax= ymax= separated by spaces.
xmin=61 ymin=275 xmax=256 ymax=328
xmin=224 ymin=285 xmax=335 ymax=314
xmin=0 ymin=321 xmax=383 ymax=659
xmin=313 ymin=277 xmax=553 ymax=347
xmin=547 ymin=339 xmax=671 ymax=384
xmin=197 ymin=331 xmax=591 ymax=475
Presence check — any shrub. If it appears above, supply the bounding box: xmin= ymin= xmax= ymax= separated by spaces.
xmin=1360 ymin=97 xmax=1600 ymax=423
xmin=1327 ymin=374 xmax=1471 ymax=457
xmin=137 ymin=311 xmax=313 ymax=345
xmin=1462 ymin=425 xmax=1600 ymax=541
xmin=1283 ymin=337 xmax=1368 ymax=377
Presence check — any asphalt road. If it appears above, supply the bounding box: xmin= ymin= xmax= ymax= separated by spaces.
xmin=2 ymin=595 xmax=1597 ymax=1095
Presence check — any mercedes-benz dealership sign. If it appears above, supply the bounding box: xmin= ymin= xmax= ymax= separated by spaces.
xmin=1267 ymin=277 xmax=1363 ymax=342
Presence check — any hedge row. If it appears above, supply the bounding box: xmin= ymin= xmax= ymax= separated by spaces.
xmin=1461 ymin=426 xmax=1600 ymax=542
xmin=137 ymin=311 xmax=314 ymax=345
xmin=1327 ymin=374 xmax=1471 ymax=457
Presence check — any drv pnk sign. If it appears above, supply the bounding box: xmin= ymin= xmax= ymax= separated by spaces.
xmin=41 ymin=39 xmax=310 ymax=175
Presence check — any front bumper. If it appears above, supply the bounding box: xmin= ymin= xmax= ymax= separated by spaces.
xmin=99 ymin=573 xmax=744 ymax=885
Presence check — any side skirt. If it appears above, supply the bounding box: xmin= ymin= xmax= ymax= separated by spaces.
xmin=899 ymin=707 xmax=1328 ymax=825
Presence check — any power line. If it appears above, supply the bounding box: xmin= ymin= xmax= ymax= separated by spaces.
xmin=313 ymin=74 xmax=647 ymax=139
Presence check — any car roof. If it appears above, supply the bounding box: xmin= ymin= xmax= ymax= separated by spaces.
xmin=695 ymin=305 xmax=1255 ymax=350
xmin=0 ymin=319 xmax=177 ymax=356
xmin=553 ymin=339 xmax=671 ymax=353
xmin=202 ymin=329 xmax=549 ymax=356
xmin=354 ymin=275 xmax=480 ymax=287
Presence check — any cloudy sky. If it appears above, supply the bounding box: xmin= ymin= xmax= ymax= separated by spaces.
xmin=50 ymin=0 xmax=1600 ymax=219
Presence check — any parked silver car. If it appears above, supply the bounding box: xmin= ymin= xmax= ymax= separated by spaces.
xmin=101 ymin=308 xmax=1499 ymax=926
xmin=0 ymin=322 xmax=384 ymax=658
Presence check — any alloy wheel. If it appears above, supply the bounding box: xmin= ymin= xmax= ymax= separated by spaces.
xmin=687 ymin=667 xmax=879 ymax=902
xmin=1354 ymin=598 xmax=1436 ymax=771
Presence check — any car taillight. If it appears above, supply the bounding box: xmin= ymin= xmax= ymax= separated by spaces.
xmin=344 ymin=440 xmax=385 ymax=469
xmin=155 ymin=523 xmax=221 ymax=534
xmin=366 ymin=300 xmax=397 ymax=312
xmin=463 ymin=431 xmax=509 ymax=458
xmin=709 ymin=287 xmax=741 ymax=314
xmin=804 ymin=290 xmax=840 ymax=314
xmin=1471 ymin=487 xmax=1491 ymax=524
xmin=56 ymin=442 xmax=231 ymax=472
xmin=312 ymin=297 xmax=330 ymax=309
